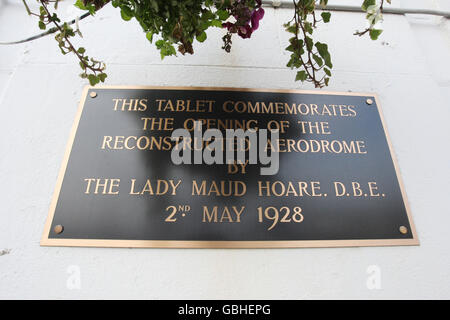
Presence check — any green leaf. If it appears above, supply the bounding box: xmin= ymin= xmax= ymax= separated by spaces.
xmin=50 ymin=13 xmax=60 ymax=23
xmin=321 ymin=12 xmax=331 ymax=23
xmin=202 ymin=11 xmax=215 ymax=20
xmin=98 ymin=73 xmax=107 ymax=82
xmin=74 ymin=0 xmax=87 ymax=11
xmin=286 ymin=58 xmax=294 ymax=68
xmin=295 ymin=70 xmax=308 ymax=82
xmin=315 ymin=42 xmax=332 ymax=68
xmin=319 ymin=0 xmax=328 ymax=8
xmin=146 ymin=32 xmax=154 ymax=43
xmin=155 ymin=40 xmax=164 ymax=49
xmin=38 ymin=21 xmax=46 ymax=30
xmin=75 ymin=0 xmax=96 ymax=14
xmin=313 ymin=54 xmax=323 ymax=67
xmin=216 ymin=10 xmax=229 ymax=21
xmin=196 ymin=31 xmax=207 ymax=43
xmin=285 ymin=44 xmax=294 ymax=52
xmin=305 ymin=36 xmax=313 ymax=51
xmin=211 ymin=19 xmax=223 ymax=28
xmin=120 ymin=8 xmax=133 ymax=21
xmin=362 ymin=0 xmax=376 ymax=11
xmin=77 ymin=47 xmax=86 ymax=54
xmin=88 ymin=74 xmax=99 ymax=86
xmin=156 ymin=40 xmax=176 ymax=60
xmin=200 ymin=20 xmax=210 ymax=31
xmin=369 ymin=29 xmax=383 ymax=40
xmin=304 ymin=22 xmax=313 ymax=34
xmin=150 ymin=1 xmax=158 ymax=11
xmin=286 ymin=25 xmax=297 ymax=34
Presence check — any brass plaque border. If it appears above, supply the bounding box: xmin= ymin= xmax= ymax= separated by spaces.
xmin=40 ymin=85 xmax=419 ymax=248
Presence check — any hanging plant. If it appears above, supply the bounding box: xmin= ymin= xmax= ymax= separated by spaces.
xmin=23 ymin=0 xmax=389 ymax=87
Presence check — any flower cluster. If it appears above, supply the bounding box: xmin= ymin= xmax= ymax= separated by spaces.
xmin=222 ymin=0 xmax=265 ymax=40
xmin=22 ymin=0 xmax=389 ymax=88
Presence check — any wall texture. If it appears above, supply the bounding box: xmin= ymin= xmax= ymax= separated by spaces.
xmin=0 ymin=0 xmax=449 ymax=299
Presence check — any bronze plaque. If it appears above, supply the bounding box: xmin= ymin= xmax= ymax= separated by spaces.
xmin=41 ymin=86 xmax=418 ymax=248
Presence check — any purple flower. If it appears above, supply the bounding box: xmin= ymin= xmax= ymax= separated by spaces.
xmin=238 ymin=24 xmax=253 ymax=39
xmin=222 ymin=1 xmax=265 ymax=39
xmin=251 ymin=8 xmax=265 ymax=30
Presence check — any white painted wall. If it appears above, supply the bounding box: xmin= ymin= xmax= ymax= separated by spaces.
xmin=0 ymin=0 xmax=449 ymax=299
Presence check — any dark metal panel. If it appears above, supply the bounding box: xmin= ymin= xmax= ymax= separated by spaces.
xmin=41 ymin=86 xmax=418 ymax=248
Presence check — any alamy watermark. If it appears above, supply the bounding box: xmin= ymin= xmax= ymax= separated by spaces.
xmin=366 ymin=265 xmax=382 ymax=290
xmin=66 ymin=265 xmax=81 ymax=290
xmin=170 ymin=121 xmax=280 ymax=175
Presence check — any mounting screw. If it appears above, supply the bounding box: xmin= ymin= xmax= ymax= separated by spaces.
xmin=54 ymin=225 xmax=64 ymax=234
xmin=399 ymin=226 xmax=408 ymax=234
xmin=366 ymin=98 xmax=373 ymax=105
xmin=90 ymin=91 xmax=97 ymax=98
